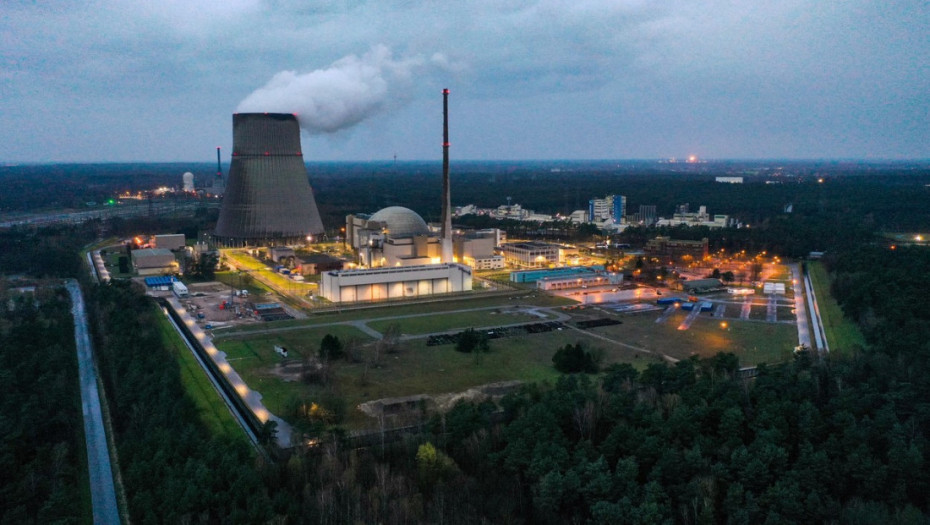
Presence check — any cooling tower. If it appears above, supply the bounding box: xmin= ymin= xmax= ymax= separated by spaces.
xmin=215 ymin=113 xmax=325 ymax=246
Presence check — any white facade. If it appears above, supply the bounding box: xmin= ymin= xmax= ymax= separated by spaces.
xmin=655 ymin=205 xmax=731 ymax=229
xmin=466 ymin=255 xmax=505 ymax=270
xmin=172 ymin=281 xmax=189 ymax=297
xmin=320 ymin=263 xmax=472 ymax=303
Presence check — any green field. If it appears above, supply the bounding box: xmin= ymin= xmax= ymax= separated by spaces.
xmin=216 ymin=292 xmax=573 ymax=337
xmin=155 ymin=306 xmax=247 ymax=441
xmin=589 ymin=311 xmax=795 ymax=366
xmin=217 ymin=326 xmax=606 ymax=430
xmin=368 ymin=307 xmax=552 ymax=335
xmin=209 ymin=291 xmax=799 ymax=431
xmin=808 ymin=261 xmax=867 ymax=354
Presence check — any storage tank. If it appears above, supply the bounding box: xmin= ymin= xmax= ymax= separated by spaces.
xmin=182 ymin=171 xmax=195 ymax=192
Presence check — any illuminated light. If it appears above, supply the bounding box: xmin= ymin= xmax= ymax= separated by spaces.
xmin=254 ymin=408 xmax=269 ymax=422
xmin=720 ymin=321 xmax=728 ymax=329
xmin=818 ymin=178 xmax=824 ymax=183
xmin=916 ymin=235 xmax=924 ymax=242
xmin=890 ymin=245 xmax=897 ymax=250
xmin=235 ymin=384 xmax=248 ymax=397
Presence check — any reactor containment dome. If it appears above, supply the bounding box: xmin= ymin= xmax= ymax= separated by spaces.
xmin=215 ymin=113 xmax=325 ymax=246
xmin=368 ymin=206 xmax=430 ymax=238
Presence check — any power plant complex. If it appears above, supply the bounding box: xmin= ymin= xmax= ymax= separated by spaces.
xmin=214 ymin=113 xmax=325 ymax=247
xmin=211 ymin=92 xmax=474 ymax=303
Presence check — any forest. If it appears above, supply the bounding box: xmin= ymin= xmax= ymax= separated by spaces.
xmin=0 ymin=283 xmax=86 ymax=523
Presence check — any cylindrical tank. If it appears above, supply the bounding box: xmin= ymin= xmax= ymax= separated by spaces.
xmin=182 ymin=171 xmax=195 ymax=192
xmin=215 ymin=113 xmax=325 ymax=246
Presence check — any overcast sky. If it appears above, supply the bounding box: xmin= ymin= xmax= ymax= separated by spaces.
xmin=1 ymin=1 xmax=927 ymax=163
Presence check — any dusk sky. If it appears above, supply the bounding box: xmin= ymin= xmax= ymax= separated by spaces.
xmin=2 ymin=1 xmax=927 ymax=163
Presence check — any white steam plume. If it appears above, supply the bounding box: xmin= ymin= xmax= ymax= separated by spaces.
xmin=237 ymin=45 xmax=447 ymax=134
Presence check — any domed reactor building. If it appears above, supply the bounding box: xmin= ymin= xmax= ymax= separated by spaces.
xmin=214 ymin=113 xmax=325 ymax=247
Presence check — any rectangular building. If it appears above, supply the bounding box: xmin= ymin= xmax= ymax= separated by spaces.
xmin=644 ymin=236 xmax=709 ymax=263
xmin=131 ymin=248 xmax=177 ymax=276
xmin=499 ymin=242 xmax=560 ymax=268
xmin=320 ymin=263 xmax=472 ymax=303
xmin=153 ymin=234 xmax=185 ymax=251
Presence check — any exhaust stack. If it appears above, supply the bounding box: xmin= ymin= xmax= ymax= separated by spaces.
xmin=441 ymin=89 xmax=453 ymax=263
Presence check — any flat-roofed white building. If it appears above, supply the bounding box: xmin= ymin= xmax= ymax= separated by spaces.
xmin=500 ymin=242 xmax=560 ymax=268
xmin=320 ymin=263 xmax=472 ymax=303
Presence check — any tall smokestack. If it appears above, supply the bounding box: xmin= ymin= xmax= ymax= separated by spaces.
xmin=440 ymin=89 xmax=453 ymax=263
xmin=212 ymin=147 xmax=225 ymax=195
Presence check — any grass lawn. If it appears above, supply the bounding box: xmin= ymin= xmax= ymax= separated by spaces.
xmin=208 ymin=289 xmax=796 ymax=432
xmin=368 ymin=308 xmax=551 ymax=335
xmin=155 ymin=306 xmax=247 ymax=441
xmin=215 ymin=325 xmax=374 ymax=417
xmin=213 ymin=270 xmax=270 ymax=298
xmin=328 ymin=332 xmax=587 ymax=429
xmin=808 ymin=261 xmax=867 ymax=354
xmin=217 ymin=292 xmax=573 ymax=337
xmin=589 ymin=311 xmax=795 ymax=367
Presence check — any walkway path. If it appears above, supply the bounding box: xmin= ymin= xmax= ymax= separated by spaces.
xmin=677 ymin=306 xmax=702 ymax=331
xmin=67 ymin=280 xmax=121 ymax=525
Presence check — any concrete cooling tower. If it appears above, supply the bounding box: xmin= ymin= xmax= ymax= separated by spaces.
xmin=215 ymin=113 xmax=325 ymax=246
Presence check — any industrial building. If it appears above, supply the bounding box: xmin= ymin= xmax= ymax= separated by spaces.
xmin=454 ymin=229 xmax=504 ymax=270
xmin=644 ymin=236 xmax=709 ymax=263
xmin=346 ymin=207 xmax=441 ymax=268
xmin=319 ymin=263 xmax=472 ymax=303
xmin=655 ymin=205 xmax=731 ymax=229
xmin=131 ymin=248 xmax=178 ymax=276
xmin=510 ymin=265 xmax=605 ymax=283
xmin=635 ymin=205 xmax=657 ymax=225
xmin=536 ymin=271 xmax=622 ymax=291
xmin=214 ymin=113 xmax=325 ymax=247
xmin=153 ymin=233 xmax=185 ymax=251
xmin=499 ymin=242 xmax=560 ymax=268
xmin=676 ymin=278 xmax=724 ymax=293
xmin=588 ymin=195 xmax=626 ymax=224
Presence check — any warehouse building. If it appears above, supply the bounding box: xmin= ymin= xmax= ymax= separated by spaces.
xmin=319 ymin=263 xmax=472 ymax=303
xmin=131 ymin=248 xmax=178 ymax=276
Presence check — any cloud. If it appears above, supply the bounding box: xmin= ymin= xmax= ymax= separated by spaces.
xmin=236 ymin=45 xmax=450 ymax=134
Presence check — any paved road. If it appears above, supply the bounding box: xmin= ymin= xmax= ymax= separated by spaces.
xmin=791 ymin=264 xmax=812 ymax=349
xmin=804 ymin=269 xmax=828 ymax=353
xmin=655 ymin=304 xmax=678 ymax=324
xmin=677 ymin=306 xmax=702 ymax=331
xmin=766 ymin=295 xmax=778 ymax=322
xmin=67 ymin=280 xmax=121 ymax=525
xmin=740 ymin=297 xmax=752 ymax=320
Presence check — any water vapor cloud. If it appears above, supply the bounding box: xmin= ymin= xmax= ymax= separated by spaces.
xmin=237 ymin=45 xmax=447 ymax=134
